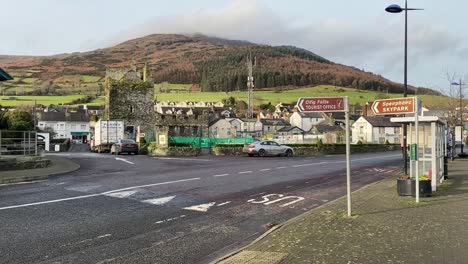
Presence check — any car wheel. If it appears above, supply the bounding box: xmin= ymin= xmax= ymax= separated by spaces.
xmin=134 ymin=152 xmax=138 ymax=155
xmin=258 ymin=149 xmax=266 ymax=157
xmin=248 ymin=154 xmax=253 ymax=157
xmin=285 ymin=149 xmax=293 ymax=157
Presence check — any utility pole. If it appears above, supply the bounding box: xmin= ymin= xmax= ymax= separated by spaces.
xmin=460 ymin=78 xmax=464 ymax=154
xmin=246 ymin=54 xmax=256 ymax=119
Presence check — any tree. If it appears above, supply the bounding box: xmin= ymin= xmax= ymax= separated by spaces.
xmin=4 ymin=111 xmax=34 ymax=131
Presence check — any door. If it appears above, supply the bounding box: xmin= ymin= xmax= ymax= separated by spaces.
xmin=269 ymin=141 xmax=282 ymax=155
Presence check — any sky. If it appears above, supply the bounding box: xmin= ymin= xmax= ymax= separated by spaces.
xmin=1 ymin=0 xmax=467 ymax=93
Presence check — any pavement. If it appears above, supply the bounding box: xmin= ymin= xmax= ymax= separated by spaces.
xmin=0 ymin=155 xmax=80 ymax=184
xmin=0 ymin=149 xmax=403 ymax=264
xmin=217 ymin=159 xmax=468 ymax=264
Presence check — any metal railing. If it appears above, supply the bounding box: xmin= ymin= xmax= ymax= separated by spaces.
xmin=0 ymin=130 xmax=38 ymax=156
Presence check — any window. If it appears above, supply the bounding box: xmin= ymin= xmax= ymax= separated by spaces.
xmin=130 ymin=106 xmax=134 ymax=113
xmin=379 ymin=127 xmax=385 ymax=134
xmin=394 ymin=127 xmax=400 ymax=134
xmin=227 ymin=128 xmax=231 ymax=135
xmin=81 ymin=124 xmax=86 ymax=130
xmin=71 ymin=124 xmax=76 ymax=130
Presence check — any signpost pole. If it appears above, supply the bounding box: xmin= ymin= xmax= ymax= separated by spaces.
xmin=345 ymin=97 xmax=351 ymax=217
xmin=415 ymin=97 xmax=420 ymax=203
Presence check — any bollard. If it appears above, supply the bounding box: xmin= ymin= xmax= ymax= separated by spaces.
xmin=444 ymin=156 xmax=448 ymax=179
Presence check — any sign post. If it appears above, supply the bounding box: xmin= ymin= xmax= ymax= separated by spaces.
xmin=372 ymin=97 xmax=420 ymax=203
xmin=297 ymin=96 xmax=351 ymax=216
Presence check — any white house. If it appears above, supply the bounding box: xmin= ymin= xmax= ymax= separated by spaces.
xmin=352 ymin=116 xmax=401 ymax=144
xmin=289 ymin=112 xmax=325 ymax=132
xmin=37 ymin=112 xmax=90 ymax=142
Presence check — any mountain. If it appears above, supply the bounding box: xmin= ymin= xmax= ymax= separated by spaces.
xmin=0 ymin=34 xmax=439 ymax=95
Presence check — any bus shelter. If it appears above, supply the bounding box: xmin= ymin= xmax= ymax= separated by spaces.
xmin=391 ymin=116 xmax=447 ymax=191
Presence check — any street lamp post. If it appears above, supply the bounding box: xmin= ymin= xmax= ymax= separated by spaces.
xmin=452 ymin=80 xmax=467 ymax=154
xmin=385 ymin=1 xmax=423 ymax=175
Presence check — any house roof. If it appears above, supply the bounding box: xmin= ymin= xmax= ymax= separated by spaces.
xmin=259 ymin=118 xmax=290 ymax=126
xmin=277 ymin=126 xmax=304 ymax=133
xmin=313 ymin=124 xmax=344 ymax=133
xmin=363 ymin=116 xmax=397 ymax=127
xmin=297 ymin=112 xmax=323 ymax=118
xmin=39 ymin=112 xmax=89 ymax=122
xmin=0 ymin=68 xmax=13 ymax=82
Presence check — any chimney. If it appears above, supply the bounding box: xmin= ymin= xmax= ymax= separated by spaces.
xmin=363 ymin=103 xmax=368 ymax=117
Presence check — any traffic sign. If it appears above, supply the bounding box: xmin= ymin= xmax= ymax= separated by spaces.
xmin=410 ymin=144 xmax=418 ymax=161
xmin=371 ymin=97 xmax=415 ymax=115
xmin=297 ymin=97 xmax=347 ymax=112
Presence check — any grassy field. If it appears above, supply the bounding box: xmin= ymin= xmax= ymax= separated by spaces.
xmin=20 ymin=78 xmax=39 ymax=84
xmin=0 ymin=95 xmax=85 ymax=106
xmin=0 ymin=85 xmax=449 ymax=108
xmin=154 ymin=85 xmax=447 ymax=107
xmin=155 ymin=83 xmax=192 ymax=91
xmin=82 ymin=75 xmax=102 ymax=83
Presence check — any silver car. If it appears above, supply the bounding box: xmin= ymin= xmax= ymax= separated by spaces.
xmin=244 ymin=140 xmax=294 ymax=157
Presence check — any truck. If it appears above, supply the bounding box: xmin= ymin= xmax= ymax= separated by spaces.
xmin=91 ymin=120 xmax=124 ymax=153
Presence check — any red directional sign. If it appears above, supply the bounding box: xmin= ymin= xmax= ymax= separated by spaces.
xmin=371 ymin=97 xmax=415 ymax=115
xmin=297 ymin=97 xmax=347 ymax=112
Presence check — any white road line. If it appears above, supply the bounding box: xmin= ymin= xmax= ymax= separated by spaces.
xmin=183 ymin=202 xmax=216 ymax=212
xmin=155 ymin=215 xmax=186 ymax=224
xmin=0 ymin=178 xmax=200 ymax=211
xmin=238 ymin=171 xmax=253 ymax=174
xmin=217 ymin=201 xmax=231 ymax=206
xmin=104 ymin=190 xmax=137 ymax=199
xmin=213 ymin=174 xmax=230 ymax=177
xmin=154 ymin=157 xmax=212 ymax=162
xmin=276 ymin=166 xmax=287 ymax=169
xmin=292 ymin=162 xmax=326 ymax=168
xmin=142 ymin=196 xmax=176 ymax=205
xmin=259 ymin=168 xmax=271 ymax=171
xmin=115 ymin=157 xmax=135 ymax=165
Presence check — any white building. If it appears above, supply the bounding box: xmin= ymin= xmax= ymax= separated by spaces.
xmin=209 ymin=118 xmax=241 ymax=138
xmin=289 ymin=112 xmax=325 ymax=132
xmin=37 ymin=112 xmax=90 ymax=142
xmin=352 ymin=116 xmax=401 ymax=144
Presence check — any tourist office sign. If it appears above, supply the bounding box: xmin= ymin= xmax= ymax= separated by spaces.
xmin=371 ymin=97 xmax=415 ymax=115
xmin=297 ymin=97 xmax=348 ymax=112
xmin=297 ymin=96 xmax=352 ymax=217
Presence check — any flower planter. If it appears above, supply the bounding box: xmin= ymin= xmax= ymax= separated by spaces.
xmin=397 ymin=179 xmax=432 ymax=197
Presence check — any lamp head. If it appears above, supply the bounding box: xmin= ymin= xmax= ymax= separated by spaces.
xmin=386 ymin=4 xmax=403 ymax=13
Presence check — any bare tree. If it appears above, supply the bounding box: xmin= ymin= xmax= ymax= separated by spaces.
xmin=432 ymin=71 xmax=468 ymax=157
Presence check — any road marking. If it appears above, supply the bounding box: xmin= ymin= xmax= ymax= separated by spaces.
xmin=183 ymin=202 xmax=216 ymax=212
xmin=259 ymin=168 xmax=271 ymax=171
xmin=238 ymin=171 xmax=253 ymax=174
xmin=66 ymin=185 xmax=102 ymax=192
xmin=154 ymin=157 xmax=212 ymax=162
xmin=213 ymin=174 xmax=230 ymax=177
xmin=276 ymin=166 xmax=287 ymax=169
xmin=248 ymin=194 xmax=305 ymax=207
xmin=104 ymin=190 xmax=137 ymax=199
xmin=155 ymin=215 xmax=186 ymax=224
xmin=0 ymin=180 xmax=47 ymax=187
xmin=0 ymin=178 xmax=200 ymax=211
xmin=217 ymin=201 xmax=231 ymax=207
xmin=97 ymin=234 xmax=112 ymax=239
xmin=292 ymin=162 xmax=326 ymax=168
xmin=115 ymin=157 xmax=135 ymax=164
xmin=142 ymin=196 xmax=176 ymax=205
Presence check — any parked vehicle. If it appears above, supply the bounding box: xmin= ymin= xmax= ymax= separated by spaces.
xmin=91 ymin=120 xmax=124 ymax=153
xmin=111 ymin=139 xmax=139 ymax=155
xmin=243 ymin=140 xmax=294 ymax=157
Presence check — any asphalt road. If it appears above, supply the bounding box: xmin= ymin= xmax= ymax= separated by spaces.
xmin=0 ymin=148 xmax=403 ymax=264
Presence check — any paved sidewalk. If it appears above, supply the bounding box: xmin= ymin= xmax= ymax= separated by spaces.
xmin=0 ymin=155 xmax=80 ymax=184
xmin=218 ymin=160 xmax=468 ymax=264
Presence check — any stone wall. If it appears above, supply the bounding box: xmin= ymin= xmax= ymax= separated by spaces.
xmin=0 ymin=156 xmax=51 ymax=171
xmin=150 ymin=146 xmax=201 ymax=157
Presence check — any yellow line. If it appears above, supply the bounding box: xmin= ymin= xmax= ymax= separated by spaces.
xmin=0 ymin=180 xmax=47 ymax=187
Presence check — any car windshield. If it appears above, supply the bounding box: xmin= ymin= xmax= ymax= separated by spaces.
xmin=121 ymin=139 xmax=135 ymax=144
